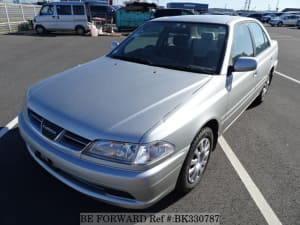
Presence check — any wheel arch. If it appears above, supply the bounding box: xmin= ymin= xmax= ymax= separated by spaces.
xmin=35 ymin=24 xmax=45 ymax=30
xmin=199 ymin=119 xmax=219 ymax=151
xmin=75 ymin=25 xmax=86 ymax=32
xmin=269 ymin=66 xmax=275 ymax=84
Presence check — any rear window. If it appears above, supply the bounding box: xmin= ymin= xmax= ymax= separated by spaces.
xmin=73 ymin=5 xmax=85 ymax=15
xmin=91 ymin=6 xmax=107 ymax=13
xmin=57 ymin=5 xmax=72 ymax=15
xmin=154 ymin=9 xmax=188 ymax=18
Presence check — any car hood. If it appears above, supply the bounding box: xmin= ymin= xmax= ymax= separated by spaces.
xmin=27 ymin=57 xmax=211 ymax=143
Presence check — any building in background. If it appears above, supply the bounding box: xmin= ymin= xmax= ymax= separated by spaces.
xmin=166 ymin=2 xmax=208 ymax=13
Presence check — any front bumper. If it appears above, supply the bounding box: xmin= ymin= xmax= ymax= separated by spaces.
xmin=269 ymin=21 xmax=279 ymax=25
xmin=18 ymin=112 xmax=188 ymax=209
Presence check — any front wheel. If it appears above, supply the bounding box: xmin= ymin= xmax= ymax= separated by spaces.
xmin=255 ymin=73 xmax=271 ymax=104
xmin=35 ymin=25 xmax=46 ymax=34
xmin=176 ymin=127 xmax=214 ymax=193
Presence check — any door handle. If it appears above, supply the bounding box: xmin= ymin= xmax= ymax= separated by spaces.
xmin=57 ymin=16 xmax=60 ymax=19
xmin=52 ymin=15 xmax=55 ymax=18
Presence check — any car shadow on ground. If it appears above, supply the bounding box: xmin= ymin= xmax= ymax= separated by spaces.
xmin=5 ymin=31 xmax=129 ymax=38
xmin=0 ymin=128 xmax=186 ymax=225
xmin=5 ymin=31 xmax=91 ymax=38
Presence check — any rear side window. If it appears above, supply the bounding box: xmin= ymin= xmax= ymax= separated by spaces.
xmin=40 ymin=5 xmax=54 ymax=16
xmin=73 ymin=5 xmax=85 ymax=15
xmin=248 ymin=23 xmax=270 ymax=55
xmin=91 ymin=6 xmax=107 ymax=13
xmin=231 ymin=23 xmax=254 ymax=63
xmin=57 ymin=5 xmax=72 ymax=15
xmin=182 ymin=10 xmax=193 ymax=15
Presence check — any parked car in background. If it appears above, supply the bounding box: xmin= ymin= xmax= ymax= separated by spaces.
xmin=246 ymin=13 xmax=268 ymax=21
xmin=269 ymin=14 xmax=300 ymax=26
xmin=34 ymin=2 xmax=89 ymax=35
xmin=33 ymin=2 xmax=116 ymax=35
xmin=261 ymin=13 xmax=284 ymax=23
xmin=19 ymin=15 xmax=278 ymax=209
xmin=152 ymin=8 xmax=194 ymax=18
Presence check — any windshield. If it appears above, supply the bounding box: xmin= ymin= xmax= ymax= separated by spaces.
xmin=108 ymin=21 xmax=228 ymax=74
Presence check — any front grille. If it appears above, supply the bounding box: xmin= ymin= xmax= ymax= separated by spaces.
xmin=28 ymin=108 xmax=91 ymax=151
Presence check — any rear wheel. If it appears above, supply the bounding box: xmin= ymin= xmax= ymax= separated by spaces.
xmin=75 ymin=26 xmax=85 ymax=35
xmin=35 ymin=25 xmax=46 ymax=34
xmin=176 ymin=127 xmax=214 ymax=193
xmin=278 ymin=22 xmax=283 ymax=27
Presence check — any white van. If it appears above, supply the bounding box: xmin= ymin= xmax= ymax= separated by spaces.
xmin=33 ymin=2 xmax=89 ymax=35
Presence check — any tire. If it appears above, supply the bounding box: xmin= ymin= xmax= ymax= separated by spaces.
xmin=35 ymin=25 xmax=46 ymax=34
xmin=75 ymin=26 xmax=85 ymax=35
xmin=278 ymin=22 xmax=283 ymax=27
xmin=255 ymin=72 xmax=272 ymax=104
xmin=271 ymin=24 xmax=274 ymax=27
xmin=176 ymin=127 xmax=214 ymax=193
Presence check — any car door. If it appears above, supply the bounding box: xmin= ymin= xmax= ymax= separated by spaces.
xmin=72 ymin=4 xmax=88 ymax=28
xmin=290 ymin=15 xmax=299 ymax=25
xmin=223 ymin=23 xmax=256 ymax=129
xmin=282 ymin=15 xmax=290 ymax=25
xmin=37 ymin=4 xmax=57 ymax=30
xmin=247 ymin=22 xmax=273 ymax=89
xmin=55 ymin=4 xmax=74 ymax=30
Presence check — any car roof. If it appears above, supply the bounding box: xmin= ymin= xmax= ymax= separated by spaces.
xmin=45 ymin=2 xmax=84 ymax=5
xmin=152 ymin=15 xmax=257 ymax=25
xmin=157 ymin=8 xmax=191 ymax=11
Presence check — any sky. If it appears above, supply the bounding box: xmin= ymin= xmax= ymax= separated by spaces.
xmin=145 ymin=0 xmax=300 ymax=11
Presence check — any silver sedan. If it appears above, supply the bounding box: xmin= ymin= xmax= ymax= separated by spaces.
xmin=19 ymin=15 xmax=278 ymax=209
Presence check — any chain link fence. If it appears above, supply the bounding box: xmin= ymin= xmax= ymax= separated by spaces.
xmin=0 ymin=3 xmax=41 ymax=34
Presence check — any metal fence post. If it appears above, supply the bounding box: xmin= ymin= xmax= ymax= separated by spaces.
xmin=20 ymin=4 xmax=25 ymax=21
xmin=4 ymin=3 xmax=11 ymax=32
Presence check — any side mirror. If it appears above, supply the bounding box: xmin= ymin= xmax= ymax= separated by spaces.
xmin=233 ymin=57 xmax=257 ymax=72
xmin=111 ymin=41 xmax=119 ymax=50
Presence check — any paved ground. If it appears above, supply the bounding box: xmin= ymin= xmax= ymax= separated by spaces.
xmin=0 ymin=26 xmax=299 ymax=225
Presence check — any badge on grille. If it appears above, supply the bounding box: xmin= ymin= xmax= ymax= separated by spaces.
xmin=41 ymin=120 xmax=63 ymax=140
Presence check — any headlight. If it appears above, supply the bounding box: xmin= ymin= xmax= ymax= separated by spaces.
xmin=83 ymin=140 xmax=174 ymax=165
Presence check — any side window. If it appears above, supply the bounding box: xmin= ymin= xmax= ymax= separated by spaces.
xmin=73 ymin=5 xmax=84 ymax=15
xmin=231 ymin=23 xmax=254 ymax=63
xmin=56 ymin=5 xmax=72 ymax=15
xmin=40 ymin=5 xmax=54 ymax=16
xmin=248 ymin=22 xmax=270 ymax=55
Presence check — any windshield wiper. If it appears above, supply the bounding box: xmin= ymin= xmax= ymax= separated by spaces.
xmin=111 ymin=55 xmax=153 ymax=66
xmin=153 ymin=64 xmax=215 ymax=75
